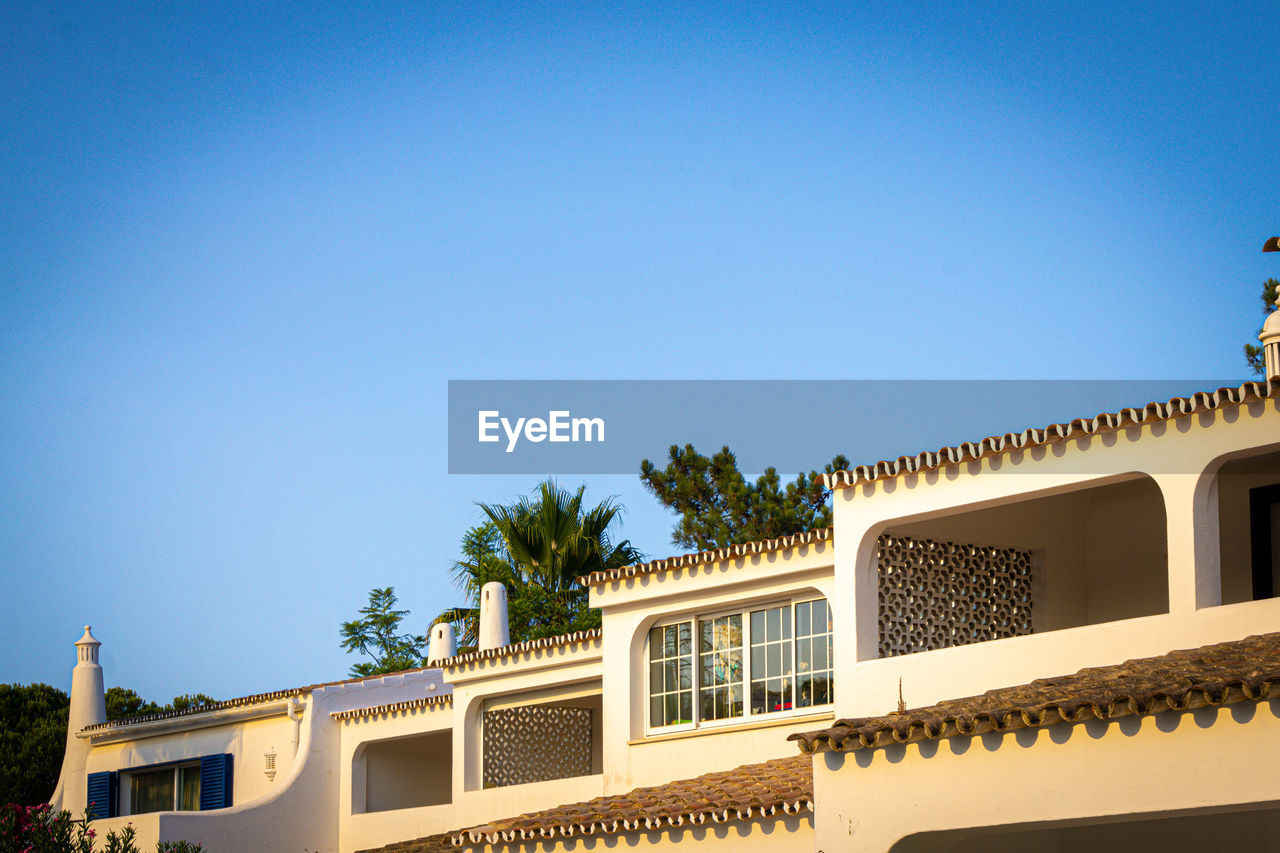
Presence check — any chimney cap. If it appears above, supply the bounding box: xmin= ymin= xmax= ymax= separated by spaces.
xmin=76 ymin=626 xmax=100 ymax=647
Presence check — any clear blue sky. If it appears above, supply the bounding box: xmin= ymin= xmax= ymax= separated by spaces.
xmin=2 ymin=1 xmax=1277 ymax=701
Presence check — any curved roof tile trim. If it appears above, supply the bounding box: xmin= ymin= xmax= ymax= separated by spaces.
xmin=83 ymin=688 xmax=307 ymax=731
xmin=789 ymin=631 xmax=1280 ymax=754
xmin=331 ymin=694 xmax=453 ymax=721
xmin=579 ymin=527 xmax=832 ymax=587
xmin=439 ymin=628 xmax=602 ymax=668
xmin=455 ymin=802 xmax=811 ymax=845
xmin=449 ymin=755 xmax=812 ymax=846
xmin=823 ymin=380 xmax=1279 ymax=490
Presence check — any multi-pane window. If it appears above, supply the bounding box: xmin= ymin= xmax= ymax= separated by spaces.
xmin=698 ymin=615 xmax=743 ymax=721
xmin=648 ymin=597 xmax=832 ymax=731
xmin=648 ymin=622 xmax=693 ymax=727
xmin=750 ymin=606 xmax=792 ymax=714
xmin=795 ymin=598 xmax=833 ymax=707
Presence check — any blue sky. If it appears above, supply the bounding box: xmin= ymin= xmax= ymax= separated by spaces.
xmin=2 ymin=1 xmax=1277 ymax=701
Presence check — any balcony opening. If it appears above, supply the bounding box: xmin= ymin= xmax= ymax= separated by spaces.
xmin=359 ymin=730 xmax=451 ymax=813
xmin=482 ymin=693 xmax=602 ymax=789
xmin=878 ymin=475 xmax=1167 ymax=657
xmin=1215 ymin=449 xmax=1280 ymax=604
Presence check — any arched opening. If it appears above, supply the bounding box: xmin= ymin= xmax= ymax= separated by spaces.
xmin=1215 ymin=448 xmax=1280 ymax=604
xmin=877 ymin=475 xmax=1167 ymax=657
xmin=355 ymin=730 xmax=451 ymax=813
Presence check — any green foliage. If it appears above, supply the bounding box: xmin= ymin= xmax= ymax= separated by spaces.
xmin=0 ymin=803 xmax=93 ymax=853
xmin=1244 ymin=278 xmax=1279 ymax=375
xmin=0 ymin=685 xmax=69 ymax=806
xmin=640 ymin=445 xmax=851 ymax=550
xmin=435 ymin=480 xmax=643 ymax=649
xmin=1 ymin=684 xmax=219 ymax=810
xmin=101 ymin=823 xmax=137 ymax=853
xmin=106 ymin=688 xmax=218 ymax=720
xmin=105 ymin=687 xmax=159 ymax=720
xmin=0 ymin=804 xmax=205 ymax=853
xmin=340 ymin=587 xmax=428 ymax=677
xmin=156 ymin=842 xmax=206 ymax=853
xmin=165 ymin=695 xmax=217 ymax=714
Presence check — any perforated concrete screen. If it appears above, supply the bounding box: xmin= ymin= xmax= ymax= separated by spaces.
xmin=482 ymin=705 xmax=593 ymax=788
xmin=877 ymin=535 xmax=1034 ymax=658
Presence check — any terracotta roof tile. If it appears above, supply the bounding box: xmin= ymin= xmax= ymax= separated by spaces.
xmin=455 ymin=756 xmax=810 ymax=845
xmin=331 ymin=694 xmax=453 ymax=722
xmin=88 ymin=667 xmax=448 ymax=731
xmin=83 ymin=688 xmax=308 ymax=731
xmin=358 ymin=755 xmax=812 ymax=852
xmin=579 ymin=527 xmax=832 ymax=587
xmin=790 ymin=631 xmax=1280 ymax=753
xmin=824 ymin=380 xmax=1278 ymax=489
xmin=438 ymin=628 xmax=602 ymax=668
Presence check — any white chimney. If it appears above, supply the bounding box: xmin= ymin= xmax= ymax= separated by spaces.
xmin=426 ymin=622 xmax=457 ymax=663
xmin=50 ymin=626 xmax=107 ymax=811
xmin=1260 ymin=292 xmax=1280 ymax=381
xmin=478 ymin=582 xmax=510 ymax=651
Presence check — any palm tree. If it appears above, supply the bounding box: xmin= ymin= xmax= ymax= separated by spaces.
xmin=435 ymin=480 xmax=644 ymax=649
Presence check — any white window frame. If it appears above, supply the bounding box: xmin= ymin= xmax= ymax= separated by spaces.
xmin=645 ymin=595 xmax=833 ymax=735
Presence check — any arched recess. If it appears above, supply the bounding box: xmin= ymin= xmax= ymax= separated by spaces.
xmin=352 ymin=730 xmax=451 ymax=813
xmin=1209 ymin=444 xmax=1280 ymax=604
xmin=864 ymin=473 xmax=1169 ymax=659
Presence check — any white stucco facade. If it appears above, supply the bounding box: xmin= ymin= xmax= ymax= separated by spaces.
xmin=47 ymin=382 xmax=1280 ymax=853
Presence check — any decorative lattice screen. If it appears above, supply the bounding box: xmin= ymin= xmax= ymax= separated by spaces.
xmin=482 ymin=705 xmax=593 ymax=788
xmin=877 ymin=535 xmax=1033 ymax=658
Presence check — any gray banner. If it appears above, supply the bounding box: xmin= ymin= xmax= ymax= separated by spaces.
xmin=448 ymin=379 xmax=1240 ymax=475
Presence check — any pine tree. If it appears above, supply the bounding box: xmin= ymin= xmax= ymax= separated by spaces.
xmin=640 ymin=445 xmax=850 ymax=551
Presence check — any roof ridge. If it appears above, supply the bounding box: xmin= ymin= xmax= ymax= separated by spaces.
xmin=83 ymin=688 xmax=308 ymax=731
xmin=87 ymin=666 xmax=457 ymax=731
xmin=789 ymin=631 xmax=1280 ymax=754
xmin=331 ymin=693 xmax=453 ymax=721
xmin=824 ymin=380 xmax=1278 ymax=490
xmin=438 ymin=627 xmax=603 ymax=668
xmin=453 ymin=755 xmax=811 ymax=846
xmin=579 ymin=527 xmax=832 ymax=587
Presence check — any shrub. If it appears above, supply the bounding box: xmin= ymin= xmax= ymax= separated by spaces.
xmin=0 ymin=804 xmax=205 ymax=853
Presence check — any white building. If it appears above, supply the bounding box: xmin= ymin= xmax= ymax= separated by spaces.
xmin=50 ymin=316 xmax=1280 ymax=851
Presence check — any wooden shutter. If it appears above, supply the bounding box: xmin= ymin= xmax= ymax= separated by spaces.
xmin=86 ymin=770 xmax=117 ymax=818
xmin=198 ymin=754 xmax=233 ymax=810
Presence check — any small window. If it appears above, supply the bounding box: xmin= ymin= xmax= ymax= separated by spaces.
xmin=647 ymin=596 xmax=832 ymax=732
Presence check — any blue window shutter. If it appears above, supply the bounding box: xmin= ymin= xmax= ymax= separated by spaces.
xmin=86 ymin=771 xmax=117 ymax=818
xmin=198 ymin=754 xmax=233 ymax=810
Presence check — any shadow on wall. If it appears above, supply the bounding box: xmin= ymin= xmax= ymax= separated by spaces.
xmin=889 ymin=800 xmax=1280 ymax=853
